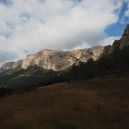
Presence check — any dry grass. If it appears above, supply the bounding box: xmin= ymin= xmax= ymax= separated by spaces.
xmin=0 ymin=79 xmax=129 ymax=129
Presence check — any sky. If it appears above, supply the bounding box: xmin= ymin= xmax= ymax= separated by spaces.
xmin=0 ymin=0 xmax=129 ymax=65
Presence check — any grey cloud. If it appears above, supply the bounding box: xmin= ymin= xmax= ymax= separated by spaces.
xmin=0 ymin=50 xmax=17 ymax=65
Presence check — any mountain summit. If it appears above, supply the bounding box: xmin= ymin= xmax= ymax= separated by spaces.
xmin=103 ymin=24 xmax=129 ymax=55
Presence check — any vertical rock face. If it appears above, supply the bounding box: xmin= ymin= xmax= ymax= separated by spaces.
xmin=70 ymin=46 xmax=104 ymax=62
xmin=0 ymin=47 xmax=104 ymax=72
xmin=103 ymin=24 xmax=129 ymax=55
xmin=109 ymin=40 xmax=120 ymax=54
xmin=21 ymin=49 xmax=77 ymax=71
xmin=21 ymin=47 xmax=104 ymax=71
xmin=120 ymin=24 xmax=129 ymax=49
xmin=102 ymin=45 xmax=112 ymax=56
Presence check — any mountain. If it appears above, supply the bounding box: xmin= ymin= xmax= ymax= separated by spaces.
xmin=103 ymin=24 xmax=129 ymax=55
xmin=1 ymin=25 xmax=129 ymax=72
xmin=0 ymin=60 xmax=23 ymax=73
xmin=1 ymin=24 xmax=129 ymax=72
xmin=0 ymin=24 xmax=129 ymax=91
xmin=0 ymin=46 xmax=104 ymax=72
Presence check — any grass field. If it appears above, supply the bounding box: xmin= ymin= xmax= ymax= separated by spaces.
xmin=0 ymin=79 xmax=129 ymax=129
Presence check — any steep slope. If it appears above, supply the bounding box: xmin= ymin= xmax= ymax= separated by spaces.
xmin=22 ymin=46 xmax=104 ymax=71
xmin=120 ymin=24 xmax=129 ymax=49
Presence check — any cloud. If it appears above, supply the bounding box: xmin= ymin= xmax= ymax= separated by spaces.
xmin=0 ymin=0 xmax=127 ymax=64
xmin=0 ymin=49 xmax=17 ymax=65
xmin=119 ymin=0 xmax=129 ymax=24
xmin=124 ymin=0 xmax=129 ymax=16
xmin=99 ymin=36 xmax=120 ymax=46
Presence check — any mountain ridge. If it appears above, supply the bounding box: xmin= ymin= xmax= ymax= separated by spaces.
xmin=0 ymin=46 xmax=104 ymax=72
xmin=0 ymin=24 xmax=129 ymax=90
xmin=0 ymin=24 xmax=129 ymax=72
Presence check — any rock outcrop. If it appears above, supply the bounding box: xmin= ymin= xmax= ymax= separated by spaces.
xmin=21 ymin=49 xmax=77 ymax=71
xmin=0 ymin=60 xmax=23 ymax=73
xmin=102 ymin=45 xmax=112 ymax=56
xmin=0 ymin=47 xmax=104 ymax=72
xmin=103 ymin=24 xmax=129 ymax=55
xmin=120 ymin=24 xmax=129 ymax=49
xmin=109 ymin=40 xmax=120 ymax=54
xmin=21 ymin=47 xmax=104 ymax=71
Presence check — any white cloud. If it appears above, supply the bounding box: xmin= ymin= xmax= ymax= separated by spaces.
xmin=0 ymin=0 xmax=126 ymax=64
xmin=124 ymin=0 xmax=129 ymax=16
xmin=99 ymin=36 xmax=120 ymax=46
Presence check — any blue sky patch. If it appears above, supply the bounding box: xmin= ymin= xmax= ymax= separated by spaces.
xmin=105 ymin=1 xmax=129 ymax=37
xmin=105 ymin=22 xmax=127 ymax=37
xmin=119 ymin=2 xmax=128 ymax=20
xmin=0 ymin=0 xmax=12 ymax=6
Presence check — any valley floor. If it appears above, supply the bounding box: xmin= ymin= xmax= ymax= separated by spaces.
xmin=0 ymin=79 xmax=129 ymax=129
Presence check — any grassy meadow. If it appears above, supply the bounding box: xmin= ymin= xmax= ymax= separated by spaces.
xmin=0 ymin=79 xmax=129 ymax=129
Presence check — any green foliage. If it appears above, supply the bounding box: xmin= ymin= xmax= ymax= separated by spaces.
xmin=0 ymin=66 xmax=61 ymax=90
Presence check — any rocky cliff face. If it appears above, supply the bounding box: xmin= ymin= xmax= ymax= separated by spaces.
xmin=0 ymin=47 xmax=104 ymax=72
xmin=21 ymin=46 xmax=104 ymax=71
xmin=0 ymin=60 xmax=23 ymax=73
xmin=103 ymin=24 xmax=129 ymax=55
xmin=21 ymin=49 xmax=77 ymax=71
xmin=120 ymin=24 xmax=129 ymax=49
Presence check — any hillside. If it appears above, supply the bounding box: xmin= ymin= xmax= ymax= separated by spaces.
xmin=0 ymin=79 xmax=129 ymax=129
